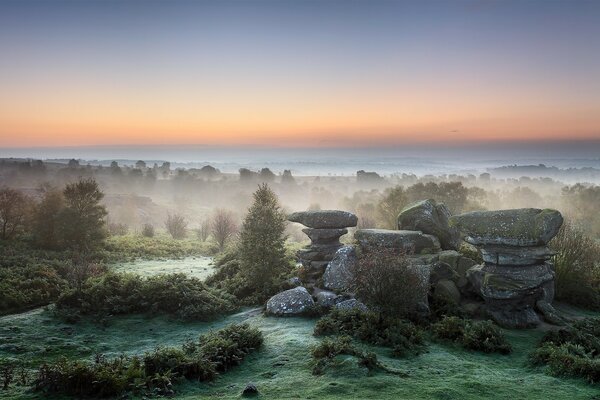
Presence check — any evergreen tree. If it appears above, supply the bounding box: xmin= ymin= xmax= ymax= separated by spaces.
xmin=238 ymin=184 xmax=289 ymax=296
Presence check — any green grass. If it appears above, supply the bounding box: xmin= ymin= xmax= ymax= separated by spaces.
xmin=2 ymin=307 xmax=600 ymax=399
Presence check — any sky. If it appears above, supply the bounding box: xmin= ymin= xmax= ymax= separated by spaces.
xmin=0 ymin=0 xmax=599 ymax=148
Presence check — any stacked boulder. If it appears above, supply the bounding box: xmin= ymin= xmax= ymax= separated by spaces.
xmin=398 ymin=199 xmax=460 ymax=250
xmin=449 ymin=208 xmax=563 ymax=328
xmin=288 ymin=210 xmax=358 ymax=286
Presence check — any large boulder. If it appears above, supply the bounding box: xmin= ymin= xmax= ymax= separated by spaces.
xmin=288 ymin=210 xmax=358 ymax=229
xmin=449 ymin=208 xmax=563 ymax=246
xmin=323 ymin=246 xmax=357 ymax=291
xmin=397 ymin=199 xmax=460 ymax=250
xmin=355 ymin=229 xmax=441 ymax=254
xmin=302 ymin=228 xmax=348 ymax=244
xmin=334 ymin=298 xmax=368 ymax=312
xmin=266 ymin=287 xmax=315 ymax=316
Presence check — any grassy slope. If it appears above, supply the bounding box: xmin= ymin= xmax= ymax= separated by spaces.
xmin=1 ymin=308 xmax=599 ymax=400
xmin=111 ymin=256 xmax=214 ymax=279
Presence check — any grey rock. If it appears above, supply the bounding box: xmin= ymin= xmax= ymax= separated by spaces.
xmin=487 ymin=306 xmax=540 ymax=329
xmin=438 ymin=250 xmax=461 ymax=268
xmin=242 ymin=383 xmax=259 ymax=397
xmin=355 ymin=229 xmax=441 ymax=254
xmin=302 ymin=228 xmax=348 ymax=244
xmin=434 ymin=279 xmax=461 ymax=304
xmin=480 ymin=245 xmax=554 ymax=265
xmin=470 ymin=263 xmax=555 ymax=301
xmin=288 ymin=210 xmax=358 ymax=229
xmin=535 ymin=300 xmax=566 ymax=326
xmin=287 ymin=277 xmax=302 ymax=287
xmin=323 ymin=246 xmax=357 ymax=291
xmin=315 ymin=290 xmax=339 ymax=308
xmin=334 ymin=299 xmax=368 ymax=312
xmin=398 ymin=199 xmax=461 ymax=250
xmin=266 ymin=287 xmax=315 ymax=316
xmin=297 ymin=244 xmax=343 ymax=262
xmin=430 ymin=262 xmax=459 ymax=284
xmin=449 ymin=208 xmax=563 ymax=247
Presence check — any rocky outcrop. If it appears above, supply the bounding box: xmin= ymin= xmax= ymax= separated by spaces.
xmin=398 ymin=199 xmax=460 ymax=250
xmin=354 ymin=229 xmax=441 ymax=254
xmin=334 ymin=298 xmax=368 ymax=312
xmin=265 ymin=287 xmax=315 ymax=316
xmin=323 ymin=246 xmax=356 ymax=291
xmin=289 ymin=210 xmax=357 ymax=286
xmin=450 ymin=208 xmax=563 ymax=328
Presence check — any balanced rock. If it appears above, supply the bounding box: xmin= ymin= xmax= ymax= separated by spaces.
xmin=398 ymin=199 xmax=460 ymax=250
xmin=452 ymin=208 xmax=564 ymax=328
xmin=323 ymin=246 xmax=357 ymax=291
xmin=289 ymin=210 xmax=357 ymax=287
xmin=266 ymin=286 xmax=315 ymax=316
xmin=449 ymin=208 xmax=563 ymax=247
xmin=355 ymin=229 xmax=441 ymax=254
xmin=288 ymin=210 xmax=358 ymax=229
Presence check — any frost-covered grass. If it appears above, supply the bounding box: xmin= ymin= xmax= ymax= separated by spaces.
xmin=111 ymin=256 xmax=215 ymax=279
xmin=1 ymin=307 xmax=600 ymax=399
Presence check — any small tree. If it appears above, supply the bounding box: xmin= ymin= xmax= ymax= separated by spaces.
xmin=0 ymin=187 xmax=30 ymax=240
xmin=211 ymin=209 xmax=237 ymax=251
xmin=57 ymin=178 xmax=108 ymax=251
xmin=352 ymin=248 xmax=425 ymax=317
xmin=238 ymin=184 xmax=289 ymax=295
xmin=376 ymin=186 xmax=408 ymax=229
xmin=165 ymin=213 xmax=187 ymax=239
xmin=33 ymin=189 xmax=64 ymax=248
xmin=196 ymin=218 xmax=211 ymax=242
xmin=141 ymin=223 xmax=155 ymax=238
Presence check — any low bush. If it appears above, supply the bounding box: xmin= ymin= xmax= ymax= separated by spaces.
xmin=550 ymin=221 xmax=600 ymax=310
xmin=314 ymin=308 xmax=425 ymax=357
xmin=34 ymin=323 xmax=262 ymax=397
xmin=431 ymin=316 xmax=512 ymax=354
xmin=56 ymin=272 xmax=237 ymax=320
xmin=141 ymin=223 xmax=155 ymax=238
xmin=102 ymin=234 xmax=217 ymax=262
xmin=530 ymin=317 xmax=600 ymax=383
xmin=311 ymin=335 xmax=377 ymax=375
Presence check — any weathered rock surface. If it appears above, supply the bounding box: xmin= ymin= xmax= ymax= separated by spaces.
xmin=323 ymin=246 xmax=356 ymax=291
xmin=355 ymin=229 xmax=441 ymax=254
xmin=456 ymin=208 xmax=564 ymax=328
xmin=314 ymin=290 xmax=339 ymax=308
xmin=398 ymin=199 xmax=461 ymax=250
xmin=288 ymin=210 xmax=358 ymax=229
xmin=334 ymin=298 xmax=368 ymax=312
xmin=434 ymin=279 xmax=461 ymax=304
xmin=266 ymin=287 xmax=315 ymax=316
xmin=449 ymin=208 xmax=563 ymax=246
xmin=302 ymin=228 xmax=348 ymax=244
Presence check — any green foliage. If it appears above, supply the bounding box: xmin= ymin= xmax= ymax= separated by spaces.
xmin=550 ymin=221 xmax=600 ymax=310
xmin=34 ymin=323 xmax=262 ymax=397
xmin=314 ymin=309 xmax=425 ymax=357
xmin=141 ymin=223 xmax=155 ymax=237
xmin=0 ymin=187 xmax=31 ymax=240
xmin=561 ymin=184 xmax=600 ymax=237
xmin=58 ymin=179 xmax=108 ymax=251
xmin=311 ymin=335 xmax=376 ymax=375
xmin=353 ymin=248 xmax=425 ymax=318
xmin=238 ymin=184 xmax=292 ymax=295
xmin=530 ymin=318 xmax=600 ymax=383
xmin=56 ymin=272 xmax=237 ymax=320
xmin=431 ymin=317 xmax=512 ymax=354
xmin=32 ymin=189 xmax=64 ymax=249
xmin=462 ymin=320 xmax=512 ymax=354
xmin=102 ymin=234 xmax=217 ymax=261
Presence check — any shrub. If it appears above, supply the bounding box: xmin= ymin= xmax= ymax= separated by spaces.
xmin=550 ymin=221 xmax=600 ymax=310
xmin=431 ymin=316 xmax=467 ymax=342
xmin=462 ymin=321 xmax=512 ymax=354
xmin=141 ymin=223 xmax=155 ymax=237
xmin=56 ymin=272 xmax=237 ymax=320
xmin=352 ymin=248 xmax=426 ymax=318
xmin=314 ymin=308 xmax=425 ymax=357
xmin=530 ymin=318 xmax=600 ymax=384
xmin=108 ymin=222 xmax=128 ymax=236
xmin=0 ymin=187 xmax=32 ymax=240
xmin=34 ymin=323 xmax=262 ymax=397
xmin=211 ymin=209 xmax=237 ymax=251
xmin=165 ymin=213 xmax=187 ymax=239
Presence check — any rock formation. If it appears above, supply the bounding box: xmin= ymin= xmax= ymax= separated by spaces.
xmin=288 ymin=210 xmax=357 ymax=285
xmin=450 ymin=208 xmax=563 ymax=328
xmin=265 ymin=286 xmax=315 ymax=316
xmin=397 ymin=199 xmax=460 ymax=250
